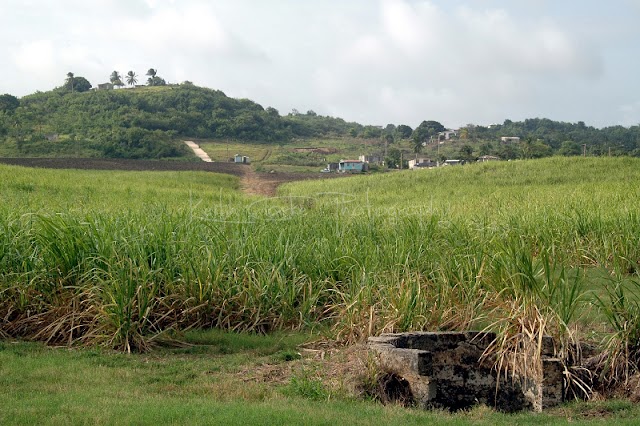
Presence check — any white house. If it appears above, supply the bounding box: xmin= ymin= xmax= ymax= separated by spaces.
xmin=408 ymin=158 xmax=438 ymax=169
xmin=478 ymin=155 xmax=500 ymax=162
xmin=500 ymin=137 xmax=520 ymax=143
xmin=95 ymin=82 xmax=114 ymax=91
xmin=234 ymin=154 xmax=250 ymax=164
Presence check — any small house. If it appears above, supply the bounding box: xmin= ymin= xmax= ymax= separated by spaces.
xmin=359 ymin=154 xmax=384 ymax=165
xmin=478 ymin=155 xmax=500 ymax=162
xmin=500 ymin=137 xmax=520 ymax=143
xmin=338 ymin=159 xmax=367 ymax=173
xmin=95 ymin=82 xmax=114 ymax=91
xmin=409 ymin=158 xmax=438 ymax=169
xmin=234 ymin=154 xmax=251 ymax=164
xmin=321 ymin=163 xmax=339 ymax=173
xmin=438 ymin=129 xmax=458 ymax=141
xmin=443 ymin=159 xmax=464 ymax=166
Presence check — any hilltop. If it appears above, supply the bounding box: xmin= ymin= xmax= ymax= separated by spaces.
xmin=0 ymin=83 xmax=366 ymax=160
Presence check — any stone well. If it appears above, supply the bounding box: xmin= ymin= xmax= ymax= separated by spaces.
xmin=368 ymin=331 xmax=564 ymax=412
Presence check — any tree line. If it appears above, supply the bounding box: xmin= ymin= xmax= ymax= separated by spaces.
xmin=64 ymin=68 xmax=167 ymax=93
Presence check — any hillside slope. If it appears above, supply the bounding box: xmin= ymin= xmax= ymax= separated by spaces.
xmin=0 ymin=84 xmax=363 ymax=159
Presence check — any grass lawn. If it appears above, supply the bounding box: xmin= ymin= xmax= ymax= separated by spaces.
xmin=2 ymin=332 xmax=639 ymax=425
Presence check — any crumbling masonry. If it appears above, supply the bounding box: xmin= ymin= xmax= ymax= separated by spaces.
xmin=368 ymin=331 xmax=564 ymax=412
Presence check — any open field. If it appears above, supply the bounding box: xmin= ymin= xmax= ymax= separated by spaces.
xmin=3 ymin=156 xmax=640 ymax=419
xmin=2 ymin=157 xmax=639 ymax=343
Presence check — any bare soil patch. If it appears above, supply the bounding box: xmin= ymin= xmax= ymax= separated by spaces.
xmin=240 ymin=168 xmax=348 ymax=197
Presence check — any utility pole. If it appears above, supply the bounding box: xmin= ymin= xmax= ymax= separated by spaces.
xmin=582 ymin=144 xmax=586 ymax=157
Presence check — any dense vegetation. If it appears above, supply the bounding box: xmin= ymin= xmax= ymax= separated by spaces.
xmin=1 ymin=157 xmax=640 ymax=397
xmin=1 ymin=75 xmax=639 ymax=161
xmin=4 ymin=157 xmax=640 ymax=420
xmin=449 ymin=118 xmax=640 ymax=159
xmin=0 ymin=81 xmax=365 ymax=159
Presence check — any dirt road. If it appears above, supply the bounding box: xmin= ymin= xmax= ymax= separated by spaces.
xmin=184 ymin=140 xmax=213 ymax=162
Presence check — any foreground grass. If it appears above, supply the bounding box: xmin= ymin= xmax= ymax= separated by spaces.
xmin=2 ymin=158 xmax=640 ymax=347
xmin=3 ymin=157 xmax=640 ymax=403
xmin=4 ymin=158 xmax=640 ymax=421
xmin=2 ymin=334 xmax=639 ymax=425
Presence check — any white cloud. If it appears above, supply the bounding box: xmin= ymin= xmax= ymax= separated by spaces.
xmin=619 ymin=101 xmax=640 ymax=126
xmin=118 ymin=4 xmax=228 ymax=52
xmin=312 ymin=0 xmax=605 ymax=127
xmin=12 ymin=40 xmax=56 ymax=77
xmin=342 ymin=35 xmax=386 ymax=65
xmin=0 ymin=0 xmax=635 ymax=128
xmin=381 ymin=0 xmax=439 ymax=54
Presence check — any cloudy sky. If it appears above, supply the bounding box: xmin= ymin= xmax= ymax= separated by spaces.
xmin=1 ymin=0 xmax=638 ymax=129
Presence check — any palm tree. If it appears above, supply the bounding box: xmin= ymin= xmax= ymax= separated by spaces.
xmin=126 ymin=71 xmax=137 ymax=87
xmin=110 ymin=70 xmax=121 ymax=84
xmin=146 ymin=68 xmax=163 ymax=86
xmin=66 ymin=72 xmax=75 ymax=92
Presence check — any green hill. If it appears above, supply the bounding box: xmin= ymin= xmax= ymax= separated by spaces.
xmin=0 ymin=84 xmax=364 ymax=160
xmin=1 ymin=79 xmax=640 ymax=161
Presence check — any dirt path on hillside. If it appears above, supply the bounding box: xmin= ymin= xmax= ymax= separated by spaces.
xmin=184 ymin=140 xmax=213 ymax=162
xmin=240 ymin=167 xmax=351 ymax=197
xmin=182 ymin=140 xmax=277 ymax=196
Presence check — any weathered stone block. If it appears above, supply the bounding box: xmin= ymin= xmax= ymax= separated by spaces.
xmin=368 ymin=331 xmax=565 ymax=412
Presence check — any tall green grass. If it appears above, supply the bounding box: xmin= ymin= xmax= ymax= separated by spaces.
xmin=1 ymin=157 xmax=640 ymax=382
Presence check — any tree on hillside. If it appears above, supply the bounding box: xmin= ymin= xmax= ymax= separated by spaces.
xmin=479 ymin=142 xmax=494 ymax=156
xmin=147 ymin=76 xmax=167 ymax=86
xmin=145 ymin=68 xmax=166 ymax=86
xmin=395 ymin=124 xmax=413 ymax=139
xmin=520 ymin=137 xmax=552 ymax=159
xmin=73 ymin=77 xmax=92 ymax=92
xmin=461 ymin=124 xmax=477 ymax=142
xmin=558 ymin=140 xmax=582 ymax=156
xmin=412 ymin=120 xmax=445 ymax=145
xmin=110 ymin=71 xmax=124 ymax=88
xmin=62 ymin=74 xmax=91 ymax=92
xmin=0 ymin=94 xmax=19 ymax=113
xmin=66 ymin=72 xmax=75 ymax=93
xmin=384 ymin=123 xmax=396 ymax=135
xmin=386 ymin=147 xmax=402 ymax=168
xmin=413 ymin=139 xmax=424 ymax=154
xmin=110 ymin=71 xmax=121 ymax=83
xmin=126 ymin=71 xmax=138 ymax=87
xmin=361 ymin=125 xmax=382 ymax=139
xmin=458 ymin=144 xmax=475 ymax=162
